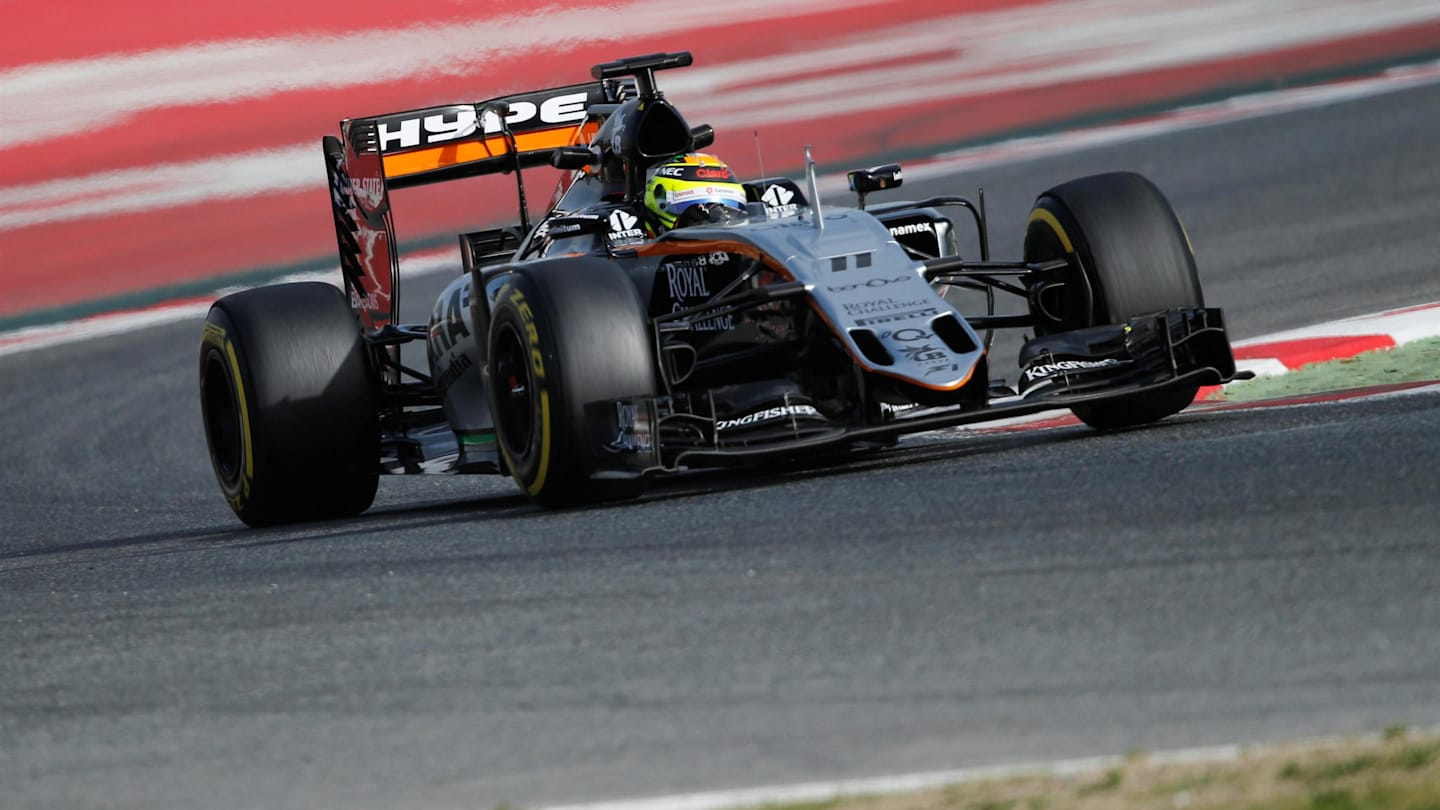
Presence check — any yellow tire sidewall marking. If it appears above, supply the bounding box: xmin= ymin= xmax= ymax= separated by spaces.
xmin=1027 ymin=207 xmax=1074 ymax=255
xmin=497 ymin=285 xmax=552 ymax=497
xmin=202 ymin=321 xmax=255 ymax=506
xmin=224 ymin=341 xmax=255 ymax=495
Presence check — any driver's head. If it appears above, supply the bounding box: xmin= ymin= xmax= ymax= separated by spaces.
xmin=644 ymin=153 xmax=747 ymax=231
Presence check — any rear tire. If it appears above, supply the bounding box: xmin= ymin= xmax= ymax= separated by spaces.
xmin=199 ymin=282 xmax=379 ymax=526
xmin=487 ymin=258 xmax=657 ymax=506
xmin=1023 ymin=171 xmax=1203 ymax=429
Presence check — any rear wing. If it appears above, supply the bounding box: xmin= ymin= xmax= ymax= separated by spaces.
xmin=362 ymin=82 xmax=608 ymax=189
xmin=326 ymin=81 xmax=615 ymax=332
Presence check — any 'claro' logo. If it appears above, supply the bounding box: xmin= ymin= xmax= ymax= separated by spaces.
xmin=377 ymin=91 xmax=590 ymax=152
xmin=827 ymin=275 xmax=911 ymax=292
xmin=509 ymin=288 xmax=545 ymax=380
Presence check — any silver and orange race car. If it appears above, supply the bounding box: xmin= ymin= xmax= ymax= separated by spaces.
xmin=199 ymin=52 xmax=1244 ymax=525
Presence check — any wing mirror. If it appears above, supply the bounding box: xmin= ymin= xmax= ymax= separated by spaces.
xmin=848 ymin=163 xmax=903 ymax=209
xmin=551 ymin=147 xmax=599 ymax=170
xmin=689 ymin=124 xmax=715 ymax=151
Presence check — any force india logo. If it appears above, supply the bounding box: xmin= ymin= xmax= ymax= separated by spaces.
xmin=716 ymin=404 xmax=821 ymax=432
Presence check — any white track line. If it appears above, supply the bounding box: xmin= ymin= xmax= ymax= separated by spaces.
xmin=537 ymin=727 xmax=1440 ymax=810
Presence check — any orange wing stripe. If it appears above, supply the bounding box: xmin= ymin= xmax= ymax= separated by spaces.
xmin=382 ymin=122 xmax=598 ymax=179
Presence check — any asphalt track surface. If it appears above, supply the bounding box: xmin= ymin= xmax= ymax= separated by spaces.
xmin=3 ymin=79 xmax=1440 ymax=810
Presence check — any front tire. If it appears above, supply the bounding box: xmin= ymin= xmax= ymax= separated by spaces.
xmin=199 ymin=282 xmax=379 ymax=526
xmin=487 ymin=258 xmax=658 ymax=506
xmin=1024 ymin=171 xmax=1204 ymax=429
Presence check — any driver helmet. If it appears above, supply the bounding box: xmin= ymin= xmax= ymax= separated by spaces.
xmin=644 ymin=153 xmax=748 ymax=230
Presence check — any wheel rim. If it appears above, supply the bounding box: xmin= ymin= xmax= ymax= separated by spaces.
xmin=201 ymin=350 xmax=243 ymax=486
xmin=492 ymin=323 xmax=534 ymax=458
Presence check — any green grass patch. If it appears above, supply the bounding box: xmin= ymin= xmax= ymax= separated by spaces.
xmin=1216 ymin=336 xmax=1440 ymax=402
xmin=722 ymin=731 xmax=1440 ymax=810
xmin=1075 ymin=768 xmax=1123 ymax=796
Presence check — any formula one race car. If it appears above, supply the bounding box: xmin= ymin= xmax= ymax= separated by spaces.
xmin=199 ymin=52 xmax=1244 ymax=526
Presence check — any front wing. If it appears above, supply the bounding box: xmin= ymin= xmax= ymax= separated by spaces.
xmin=589 ymin=307 xmax=1242 ymax=475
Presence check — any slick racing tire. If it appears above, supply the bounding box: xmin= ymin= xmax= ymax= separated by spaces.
xmin=199 ymin=282 xmax=379 ymax=526
xmin=1023 ymin=171 xmax=1204 ymax=430
xmin=487 ymin=258 xmax=658 ymax=507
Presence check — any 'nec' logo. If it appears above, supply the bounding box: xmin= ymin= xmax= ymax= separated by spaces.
xmin=377 ymin=92 xmax=589 ymax=152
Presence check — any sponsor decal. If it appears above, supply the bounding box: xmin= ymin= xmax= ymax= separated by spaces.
xmin=427 ymin=280 xmax=472 ymax=358
xmin=544 ymin=212 xmax=602 ymax=238
xmin=661 ymin=256 xmax=733 ymax=331
xmin=609 ymin=209 xmax=637 ymax=230
xmin=924 ymin=362 xmax=963 ymax=376
xmin=855 ymin=307 xmax=939 ymax=327
xmin=376 ymin=90 xmax=590 ymax=152
xmin=665 ymin=185 xmax=747 ymax=206
xmin=607 ymin=401 xmax=654 ymax=454
xmin=888 ymin=221 xmax=935 ymax=238
xmin=827 ymin=275 xmax=911 ymax=293
xmin=689 ymin=313 xmax=734 ymax=332
xmin=665 ymin=187 xmax=704 ymax=204
xmin=761 ymin=184 xmax=798 ymax=217
xmin=657 ymin=166 xmax=687 ymax=177
xmin=607 ymin=208 xmax=645 ymax=243
xmin=352 ymin=176 xmax=384 ymax=210
xmin=708 ymin=251 xmax=730 ymax=266
xmin=427 ymin=281 xmax=477 ymax=395
xmin=665 ymin=258 xmax=711 ymax=299
xmin=885 ymin=328 xmax=933 ymax=342
xmin=1023 ymin=357 xmax=1125 ymax=382
xmin=899 ymin=343 xmax=949 ymax=364
xmin=434 ymin=352 xmax=474 ymax=393
xmin=608 ymin=115 xmax=627 ymax=156
xmin=843 ymin=297 xmax=930 ymax=316
xmin=509 ymin=288 xmax=545 ymax=380
xmin=716 ymin=404 xmax=821 ymax=432
xmin=879 ymin=401 xmax=922 ymax=416
xmin=499 ymin=285 xmax=554 ymax=497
